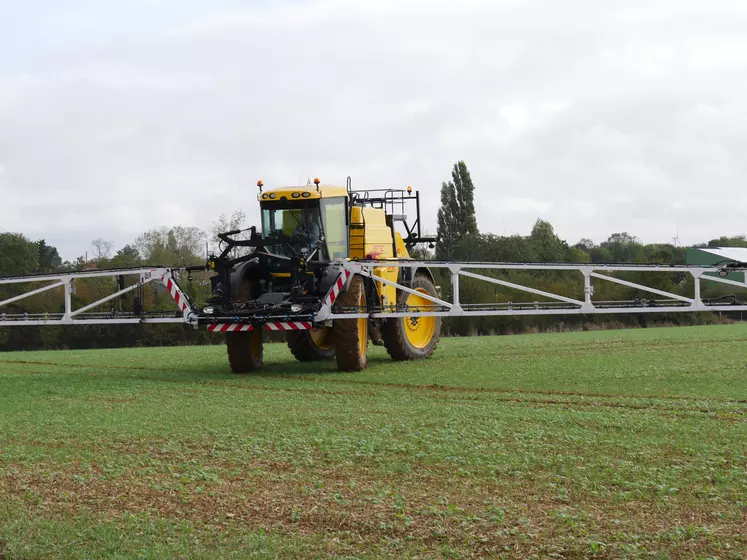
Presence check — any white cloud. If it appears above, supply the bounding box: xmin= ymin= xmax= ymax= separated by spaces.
xmin=1 ymin=0 xmax=747 ymax=259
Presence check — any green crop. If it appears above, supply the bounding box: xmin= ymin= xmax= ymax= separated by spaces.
xmin=1 ymin=324 xmax=745 ymax=558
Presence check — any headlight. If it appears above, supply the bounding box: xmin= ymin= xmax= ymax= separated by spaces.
xmin=291 ymin=304 xmax=302 ymax=313
xmin=301 ymin=191 xmax=311 ymax=198
xmin=203 ymin=307 xmax=214 ymax=314
xmin=292 ymin=192 xmax=300 ymax=198
xmin=269 ymin=193 xmax=277 ymax=199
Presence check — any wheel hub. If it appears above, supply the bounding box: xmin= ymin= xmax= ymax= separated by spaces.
xmin=403 ymin=288 xmax=436 ymax=349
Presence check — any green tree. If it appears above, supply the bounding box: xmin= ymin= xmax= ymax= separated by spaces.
xmin=529 ymin=219 xmax=570 ymax=262
xmin=575 ymin=238 xmax=595 ymax=252
xmin=601 ymin=232 xmax=644 ymax=262
xmin=135 ymin=226 xmax=206 ymax=266
xmin=706 ymin=235 xmax=747 ymax=248
xmin=133 ymin=226 xmax=209 ymax=309
xmin=436 ymin=161 xmax=478 ymax=258
xmin=569 ymin=247 xmax=591 ymax=263
xmin=36 ymin=240 xmax=62 ymax=273
xmin=109 ymin=245 xmax=141 ymax=268
xmin=0 ymin=233 xmax=40 ymax=277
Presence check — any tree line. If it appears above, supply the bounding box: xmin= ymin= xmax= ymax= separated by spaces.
xmin=433 ymin=161 xmax=745 ymax=335
xmin=0 ymin=216 xmax=245 ymax=351
xmin=1 ymin=167 xmax=745 ymax=350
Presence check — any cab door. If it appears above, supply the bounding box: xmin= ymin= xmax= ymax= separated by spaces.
xmin=320 ymin=197 xmax=349 ymax=260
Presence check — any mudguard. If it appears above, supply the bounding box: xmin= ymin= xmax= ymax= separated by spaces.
xmin=398 ymin=265 xmax=436 ymax=288
xmin=317 ymin=264 xmax=345 ymax=297
xmin=229 ymin=260 xmax=261 ymax=300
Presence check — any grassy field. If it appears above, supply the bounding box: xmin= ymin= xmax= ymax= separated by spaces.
xmin=0 ymin=325 xmax=746 ymax=559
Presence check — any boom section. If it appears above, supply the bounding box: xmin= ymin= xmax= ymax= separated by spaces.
xmin=3 ymin=261 xmax=747 ymax=329
xmin=0 ymin=267 xmax=194 ymax=326
xmin=316 ymin=260 xmax=747 ymax=320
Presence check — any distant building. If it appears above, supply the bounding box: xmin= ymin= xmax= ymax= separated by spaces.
xmin=686 ymin=247 xmax=747 ymax=281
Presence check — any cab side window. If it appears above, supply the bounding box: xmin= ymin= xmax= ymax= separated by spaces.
xmin=321 ymin=197 xmax=348 ymax=259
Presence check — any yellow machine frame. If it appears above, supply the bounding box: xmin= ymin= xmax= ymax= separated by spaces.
xmin=259 ymin=181 xmax=414 ymax=312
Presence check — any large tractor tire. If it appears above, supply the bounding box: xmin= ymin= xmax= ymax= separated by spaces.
xmin=382 ymin=273 xmax=441 ymax=361
xmin=226 ymin=328 xmax=263 ymax=373
xmin=225 ymin=277 xmax=263 ymax=373
xmin=286 ymin=328 xmax=335 ymax=361
xmin=333 ymin=275 xmax=368 ymax=371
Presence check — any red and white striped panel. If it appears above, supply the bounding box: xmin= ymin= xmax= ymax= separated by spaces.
xmin=264 ymin=321 xmax=312 ymax=331
xmin=207 ymin=323 xmax=255 ymax=333
xmin=207 ymin=321 xmax=312 ymax=333
xmin=162 ymin=274 xmax=192 ymax=317
xmin=323 ymin=269 xmax=352 ymax=307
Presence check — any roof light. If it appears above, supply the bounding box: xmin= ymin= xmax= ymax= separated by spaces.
xmin=257 ymin=180 xmax=264 ymax=193
xmin=313 ymin=177 xmax=320 ymax=185
xmin=302 ymin=192 xmax=311 ymax=198
xmin=407 ymin=185 xmax=412 ymax=195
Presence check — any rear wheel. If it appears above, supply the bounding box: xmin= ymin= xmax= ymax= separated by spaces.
xmin=333 ymin=275 xmax=368 ymax=371
xmin=286 ymin=328 xmax=335 ymax=361
xmin=225 ymin=276 xmax=264 ymax=373
xmin=382 ymin=274 xmax=441 ymax=361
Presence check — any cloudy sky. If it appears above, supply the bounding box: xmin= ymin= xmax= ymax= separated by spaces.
xmin=1 ymin=0 xmax=747 ymax=260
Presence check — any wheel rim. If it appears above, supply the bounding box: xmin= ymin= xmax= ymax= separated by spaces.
xmin=404 ymin=288 xmax=436 ymax=349
xmin=309 ymin=327 xmax=334 ymax=350
xmin=358 ymin=290 xmax=367 ymax=357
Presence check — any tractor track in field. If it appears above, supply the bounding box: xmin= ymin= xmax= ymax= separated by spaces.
xmin=444 ymin=336 xmax=747 ymax=358
xmin=5 ymin=367 xmax=745 ymax=421
xmin=267 ymin=374 xmax=747 ymax=405
xmin=3 ymin=358 xmax=747 ymax=420
xmin=1 ymin=332 xmax=746 ymax=368
xmin=0 ymin=359 xmax=158 ymax=371
xmin=423 ymin=392 xmax=747 ymax=420
xmin=285 ymin=378 xmax=747 ymax=419
xmin=0 ymin=366 xmax=376 ymax=397
xmin=3 ymin=358 xmax=747 ymax=405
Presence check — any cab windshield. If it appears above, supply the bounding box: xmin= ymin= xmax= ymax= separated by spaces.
xmin=261 ymin=201 xmax=324 ymax=259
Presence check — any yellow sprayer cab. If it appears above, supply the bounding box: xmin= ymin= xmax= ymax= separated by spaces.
xmin=257 ymin=179 xmax=425 ymax=264
xmin=224 ymin=177 xmax=440 ymax=373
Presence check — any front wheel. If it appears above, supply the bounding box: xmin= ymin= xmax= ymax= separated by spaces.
xmin=381 ymin=274 xmax=441 ymax=360
xmin=226 ymin=328 xmax=264 ymax=373
xmin=333 ymin=275 xmax=368 ymax=371
xmin=225 ymin=276 xmax=264 ymax=373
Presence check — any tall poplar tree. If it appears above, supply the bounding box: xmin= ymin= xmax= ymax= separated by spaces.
xmin=436 ymin=161 xmax=478 ymax=258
